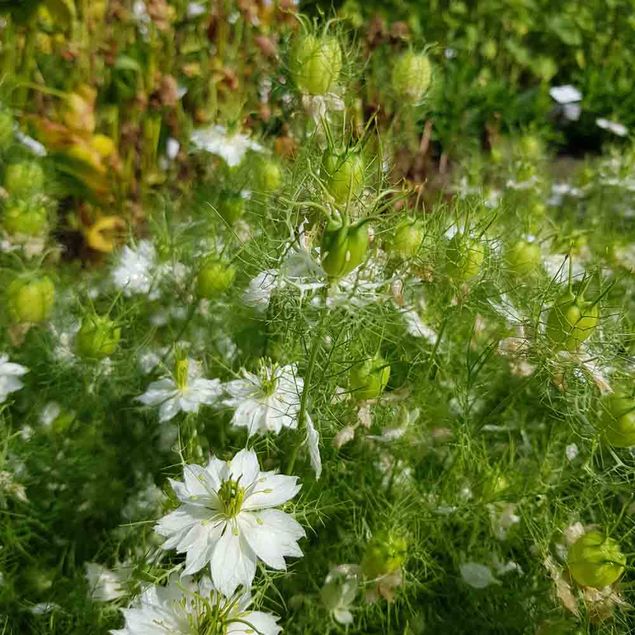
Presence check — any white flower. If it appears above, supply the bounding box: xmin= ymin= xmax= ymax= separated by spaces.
xmin=0 ymin=354 xmax=28 ymax=404
xmin=223 ymin=363 xmax=304 ymax=436
xmin=155 ymin=449 xmax=305 ymax=596
xmin=137 ymin=358 xmax=223 ymax=422
xmin=190 ymin=125 xmax=262 ymax=167
xmin=401 ymin=307 xmax=437 ymax=343
xmin=320 ymin=565 xmax=360 ymax=625
xmin=549 ymin=85 xmax=582 ymax=104
xmin=111 ymin=574 xmax=281 ymax=635
xmin=85 ymin=562 xmax=129 ymax=602
xmin=112 ymin=240 xmax=157 ymax=297
xmin=596 ymin=118 xmax=628 ymax=137
xmin=459 ymin=562 xmax=500 ymax=589
xmin=242 ymin=269 xmax=280 ymax=309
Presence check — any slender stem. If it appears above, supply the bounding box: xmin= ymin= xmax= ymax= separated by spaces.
xmin=286 ymin=286 xmax=329 ymax=474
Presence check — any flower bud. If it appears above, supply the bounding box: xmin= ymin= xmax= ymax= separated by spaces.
xmin=445 ymin=234 xmax=485 ymax=281
xmin=598 ymin=392 xmax=635 ymax=448
xmin=196 ymin=259 xmax=236 ymax=298
xmin=289 ymin=33 xmax=342 ymax=95
xmin=349 ymin=355 xmax=390 ymax=401
xmin=387 ymin=218 xmax=424 ymax=258
xmin=504 ymin=240 xmax=541 ymax=277
xmin=391 ymin=51 xmax=432 ymax=105
xmin=217 ymin=193 xmax=245 ymax=224
xmin=361 ymin=531 xmax=407 ymax=579
xmin=7 ymin=274 xmax=55 ymax=324
xmin=320 ymin=219 xmax=369 ymax=280
xmin=75 ymin=315 xmax=121 ymax=359
xmin=4 ymin=161 xmax=45 ymax=196
xmin=2 ymin=197 xmax=48 ymax=236
xmin=567 ymin=530 xmax=625 ymax=588
xmin=321 ymin=149 xmax=365 ymax=204
xmin=546 ymin=288 xmax=599 ymax=351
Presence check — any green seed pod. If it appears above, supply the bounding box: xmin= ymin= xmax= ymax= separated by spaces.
xmin=349 ymin=355 xmax=390 ymax=401
xmin=2 ymin=197 xmax=48 ymax=236
xmin=546 ymin=289 xmax=599 ymax=352
xmin=445 ymin=234 xmax=485 ymax=281
xmin=567 ymin=530 xmax=625 ymax=588
xmin=387 ymin=218 xmax=425 ymax=258
xmin=0 ymin=109 xmax=14 ymax=149
xmin=196 ymin=259 xmax=236 ymax=298
xmin=535 ymin=619 xmax=583 ymax=635
xmin=217 ymin=193 xmax=245 ymax=224
xmin=75 ymin=315 xmax=121 ymax=359
xmin=598 ymin=392 xmax=635 ymax=448
xmin=289 ymin=33 xmax=342 ymax=95
xmin=391 ymin=51 xmax=432 ymax=104
xmin=7 ymin=274 xmax=55 ymax=324
xmin=255 ymin=158 xmax=282 ymax=193
xmin=504 ymin=240 xmax=542 ymax=277
xmin=321 ymin=150 xmax=365 ymax=204
xmin=4 ymin=161 xmax=45 ymax=196
xmin=320 ymin=219 xmax=369 ymax=280
xmin=361 ymin=531 xmax=408 ymax=579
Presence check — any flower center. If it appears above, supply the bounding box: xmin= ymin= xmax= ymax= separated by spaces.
xmin=175 ymin=358 xmax=189 ymax=391
xmin=258 ymin=360 xmax=279 ymax=397
xmin=218 ymin=479 xmax=245 ymax=518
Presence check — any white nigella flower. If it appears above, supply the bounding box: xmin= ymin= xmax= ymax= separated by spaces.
xmin=190 ymin=125 xmax=263 ymax=168
xmin=85 ymin=562 xmax=129 ymax=602
xmin=136 ymin=358 xmax=223 ymax=422
xmin=111 ymin=574 xmax=281 ymax=635
xmin=0 ymin=354 xmax=28 ymax=404
xmin=223 ymin=362 xmax=304 ymax=436
xmin=155 ymin=449 xmax=305 ymax=597
xmin=596 ymin=118 xmax=628 ymax=137
xmin=112 ymin=240 xmax=158 ymax=298
xmin=549 ymin=84 xmax=582 ymax=121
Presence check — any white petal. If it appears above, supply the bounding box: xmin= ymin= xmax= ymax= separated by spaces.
xmin=240 ymin=508 xmax=305 ymax=564
xmin=228 ymin=449 xmax=260 ymax=485
xmin=226 ymin=610 xmax=282 ymax=635
xmin=210 ymin=523 xmax=257 ymax=596
xmin=158 ymin=397 xmax=181 ymax=422
xmin=243 ymin=473 xmax=301 ymax=510
xmin=305 ymin=414 xmax=322 ymax=479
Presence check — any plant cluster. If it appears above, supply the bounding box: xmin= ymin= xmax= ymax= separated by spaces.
xmin=0 ymin=3 xmax=634 ymax=635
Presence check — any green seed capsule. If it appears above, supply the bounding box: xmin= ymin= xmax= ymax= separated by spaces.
xmin=445 ymin=234 xmax=485 ymax=281
xmin=75 ymin=315 xmax=121 ymax=359
xmin=391 ymin=51 xmax=432 ymax=104
xmin=196 ymin=259 xmax=236 ymax=298
xmin=361 ymin=531 xmax=407 ymax=579
xmin=320 ymin=220 xmax=369 ymax=280
xmin=388 ymin=219 xmax=425 ymax=258
xmin=289 ymin=33 xmax=342 ymax=95
xmin=321 ymin=150 xmax=365 ymax=204
xmin=567 ymin=530 xmax=625 ymax=588
xmin=598 ymin=393 xmax=635 ymax=448
xmin=4 ymin=161 xmax=45 ymax=196
xmin=504 ymin=240 xmax=542 ymax=277
xmin=546 ymin=289 xmax=599 ymax=352
xmin=349 ymin=355 xmax=390 ymax=401
xmin=2 ymin=197 xmax=48 ymax=236
xmin=217 ymin=194 xmax=245 ymax=224
xmin=255 ymin=158 xmax=282 ymax=193
xmin=7 ymin=274 xmax=55 ymax=324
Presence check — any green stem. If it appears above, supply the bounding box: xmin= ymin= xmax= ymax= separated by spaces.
xmin=286 ymin=286 xmax=329 ymax=474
